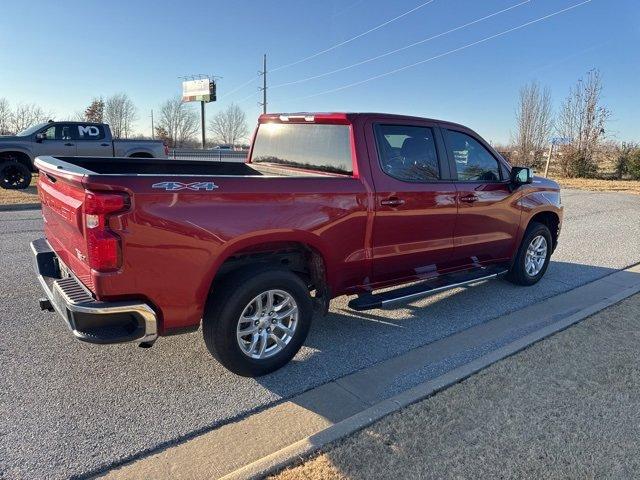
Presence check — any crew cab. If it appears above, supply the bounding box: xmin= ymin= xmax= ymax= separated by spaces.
xmin=1 ymin=121 xmax=167 ymax=189
xmin=31 ymin=112 xmax=562 ymax=376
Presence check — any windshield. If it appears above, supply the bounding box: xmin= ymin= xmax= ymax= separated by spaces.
xmin=16 ymin=123 xmax=48 ymax=137
xmin=251 ymin=123 xmax=352 ymax=175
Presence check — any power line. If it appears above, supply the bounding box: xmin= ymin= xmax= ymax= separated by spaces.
xmin=235 ymin=90 xmax=260 ymax=104
xmin=293 ymin=0 xmax=592 ymax=100
xmin=270 ymin=0 xmax=437 ymax=73
xmin=271 ymin=0 xmax=530 ymax=89
xmin=218 ymin=0 xmax=436 ymax=104
xmin=218 ymin=75 xmax=260 ymax=101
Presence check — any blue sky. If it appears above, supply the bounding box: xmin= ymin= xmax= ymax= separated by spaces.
xmin=1 ymin=0 xmax=638 ymax=143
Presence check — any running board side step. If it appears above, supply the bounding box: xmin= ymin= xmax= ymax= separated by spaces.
xmin=348 ymin=266 xmax=509 ymax=311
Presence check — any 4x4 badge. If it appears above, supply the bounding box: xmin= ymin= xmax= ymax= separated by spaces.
xmin=152 ymin=181 xmax=218 ymax=191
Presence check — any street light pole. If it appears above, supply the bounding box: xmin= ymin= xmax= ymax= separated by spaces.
xmin=544 ymin=142 xmax=554 ymax=178
xmin=200 ymin=101 xmax=206 ymax=149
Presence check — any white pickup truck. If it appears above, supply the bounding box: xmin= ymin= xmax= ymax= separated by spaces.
xmin=0 ymin=121 xmax=167 ymax=189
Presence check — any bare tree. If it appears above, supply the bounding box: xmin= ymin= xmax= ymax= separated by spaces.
xmin=104 ymin=93 xmax=137 ymax=138
xmin=208 ymin=104 xmax=249 ymax=147
xmin=557 ymin=69 xmax=610 ymax=176
xmin=512 ymin=81 xmax=554 ymax=168
xmin=9 ymin=103 xmax=52 ymax=133
xmin=0 ymin=98 xmax=11 ymax=135
xmin=74 ymin=110 xmax=88 ymax=121
xmin=156 ymin=97 xmax=199 ymax=148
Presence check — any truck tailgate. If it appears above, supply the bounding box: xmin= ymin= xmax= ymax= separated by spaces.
xmin=37 ymin=170 xmax=94 ymax=289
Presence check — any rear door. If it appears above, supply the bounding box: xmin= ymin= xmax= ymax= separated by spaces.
xmin=34 ymin=124 xmax=77 ymax=157
xmin=442 ymin=126 xmax=520 ymax=265
xmin=74 ymin=124 xmax=112 ymax=156
xmin=366 ymin=118 xmax=458 ymax=285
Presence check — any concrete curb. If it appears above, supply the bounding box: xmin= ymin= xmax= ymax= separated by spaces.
xmin=222 ymin=277 xmax=640 ymax=480
xmin=0 ymin=202 xmax=40 ymax=212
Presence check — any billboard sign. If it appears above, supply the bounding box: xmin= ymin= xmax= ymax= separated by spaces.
xmin=182 ymin=79 xmax=216 ymax=103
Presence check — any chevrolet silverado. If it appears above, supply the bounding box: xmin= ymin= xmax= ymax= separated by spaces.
xmin=31 ymin=112 xmax=562 ymax=376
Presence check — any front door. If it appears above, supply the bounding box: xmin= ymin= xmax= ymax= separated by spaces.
xmin=34 ymin=124 xmax=77 ymax=157
xmin=367 ymin=120 xmax=458 ymax=286
xmin=74 ymin=123 xmax=112 ymax=156
xmin=442 ymin=127 xmax=521 ymax=266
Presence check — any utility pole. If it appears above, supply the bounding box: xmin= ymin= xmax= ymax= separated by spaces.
xmin=258 ymin=54 xmax=267 ymax=114
xmin=150 ymin=109 xmax=154 ymax=140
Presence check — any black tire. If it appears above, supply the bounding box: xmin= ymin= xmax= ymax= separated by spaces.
xmin=0 ymin=160 xmax=31 ymax=190
xmin=203 ymin=267 xmax=313 ymax=377
xmin=507 ymin=221 xmax=553 ymax=286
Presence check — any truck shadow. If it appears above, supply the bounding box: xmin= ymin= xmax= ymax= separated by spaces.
xmin=255 ymin=260 xmax=630 ymax=395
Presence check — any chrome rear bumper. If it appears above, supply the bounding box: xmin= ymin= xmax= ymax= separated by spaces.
xmin=31 ymin=238 xmax=157 ymax=345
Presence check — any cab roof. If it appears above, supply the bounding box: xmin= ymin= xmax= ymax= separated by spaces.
xmin=258 ymin=112 xmax=469 ymax=130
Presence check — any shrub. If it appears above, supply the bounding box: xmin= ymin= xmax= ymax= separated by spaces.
xmin=615 ymin=145 xmax=640 ymax=180
xmin=561 ymin=150 xmax=598 ymax=178
xmin=628 ymin=149 xmax=640 ymax=180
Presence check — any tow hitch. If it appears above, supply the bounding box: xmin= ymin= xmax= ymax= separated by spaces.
xmin=39 ymin=298 xmax=54 ymax=312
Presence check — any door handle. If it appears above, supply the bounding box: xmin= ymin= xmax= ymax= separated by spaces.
xmin=380 ymin=197 xmax=405 ymax=207
xmin=64 ymin=143 xmax=74 ymax=146
xmin=460 ymin=194 xmax=479 ymax=203
xmin=101 ymin=143 xmax=110 ymax=146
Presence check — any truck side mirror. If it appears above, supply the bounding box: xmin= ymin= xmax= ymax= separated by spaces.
xmin=510 ymin=166 xmax=533 ymax=186
xmin=35 ymin=133 xmax=46 ymax=142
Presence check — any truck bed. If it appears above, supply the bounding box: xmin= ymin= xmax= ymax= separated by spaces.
xmin=51 ymin=156 xmax=262 ymax=176
xmin=34 ymin=153 xmax=369 ymax=333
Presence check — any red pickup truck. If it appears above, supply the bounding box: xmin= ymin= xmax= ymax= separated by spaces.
xmin=32 ymin=112 xmax=562 ymax=376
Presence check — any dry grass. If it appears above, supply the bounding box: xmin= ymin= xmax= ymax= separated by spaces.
xmin=272 ymin=293 xmax=640 ymax=480
xmin=0 ymin=175 xmax=40 ymax=206
xmin=552 ymin=176 xmax=640 ymax=195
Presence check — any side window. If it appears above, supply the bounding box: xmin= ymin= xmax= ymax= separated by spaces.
xmin=447 ymin=130 xmax=501 ymax=182
xmin=59 ymin=125 xmax=73 ymax=141
xmin=40 ymin=125 xmax=56 ymax=140
xmin=39 ymin=125 xmax=72 ymax=140
xmin=75 ymin=124 xmax=105 ymax=141
xmin=375 ymin=124 xmax=440 ymax=182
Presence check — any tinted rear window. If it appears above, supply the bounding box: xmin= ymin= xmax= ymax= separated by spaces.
xmin=251 ymin=123 xmax=352 ymax=175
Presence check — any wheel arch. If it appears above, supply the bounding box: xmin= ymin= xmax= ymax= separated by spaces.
xmin=201 ymin=234 xmax=333 ymax=318
xmin=0 ymin=150 xmax=34 ymax=172
xmin=527 ymin=210 xmax=561 ymax=251
xmin=128 ymin=151 xmax=154 ymax=158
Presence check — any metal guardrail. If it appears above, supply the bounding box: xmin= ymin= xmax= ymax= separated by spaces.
xmin=169 ymin=149 xmax=248 ymax=162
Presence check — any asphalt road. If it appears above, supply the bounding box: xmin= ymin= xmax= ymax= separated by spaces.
xmin=2 ymin=189 xmax=640 ymax=479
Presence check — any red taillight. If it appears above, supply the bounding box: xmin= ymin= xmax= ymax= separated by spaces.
xmin=85 ymin=191 xmax=128 ymax=215
xmin=84 ymin=191 xmax=130 ymax=272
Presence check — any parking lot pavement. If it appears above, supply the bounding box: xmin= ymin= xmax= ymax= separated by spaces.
xmin=2 ymin=189 xmax=640 ymax=480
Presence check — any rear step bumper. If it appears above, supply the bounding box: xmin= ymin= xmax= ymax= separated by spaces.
xmin=31 ymin=238 xmax=158 ymax=345
xmin=348 ymin=265 xmax=509 ymax=311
